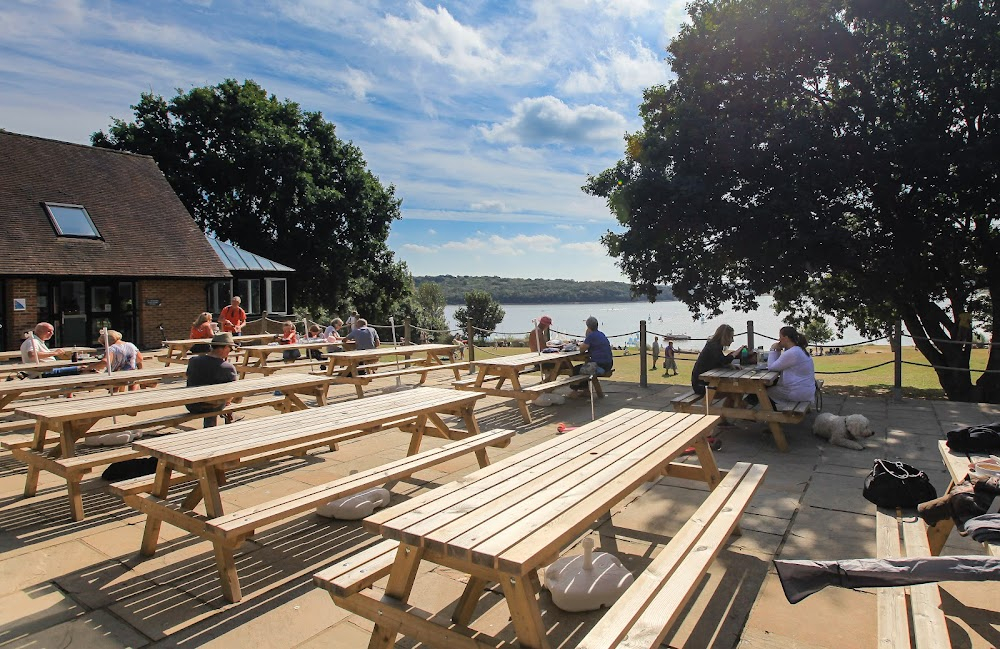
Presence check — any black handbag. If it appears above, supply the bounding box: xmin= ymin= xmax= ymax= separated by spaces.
xmin=862 ymin=459 xmax=938 ymax=508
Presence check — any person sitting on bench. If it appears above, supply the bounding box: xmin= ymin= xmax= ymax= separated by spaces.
xmin=570 ymin=316 xmax=614 ymax=392
xmin=185 ymin=332 xmax=239 ymax=427
xmin=11 ymin=322 xmax=84 ymax=380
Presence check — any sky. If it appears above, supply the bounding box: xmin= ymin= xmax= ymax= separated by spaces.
xmin=0 ymin=0 xmax=690 ymax=281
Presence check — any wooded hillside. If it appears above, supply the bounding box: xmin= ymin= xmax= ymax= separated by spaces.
xmin=414 ymin=276 xmax=675 ymax=305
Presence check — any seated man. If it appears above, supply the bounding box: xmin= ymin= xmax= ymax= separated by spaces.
xmin=346 ymin=318 xmax=380 ymax=351
xmin=571 ymin=316 xmax=614 ymax=392
xmin=11 ymin=322 xmax=84 ymax=380
xmin=185 ymin=332 xmax=239 ymax=427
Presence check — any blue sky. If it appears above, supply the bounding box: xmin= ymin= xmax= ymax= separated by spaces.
xmin=0 ymin=0 xmax=689 ymax=281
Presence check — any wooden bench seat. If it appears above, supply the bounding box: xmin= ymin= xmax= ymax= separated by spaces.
xmin=365 ymin=362 xmax=471 ymax=381
xmin=205 ymin=428 xmax=515 ymax=543
xmin=670 ymin=390 xmax=726 ymax=412
xmin=577 ymin=462 xmax=767 ymax=649
xmin=876 ymin=507 xmax=951 ymax=648
xmin=0 ymin=419 xmax=35 ymax=435
xmin=313 ymin=538 xmax=399 ymax=597
xmin=240 ymin=358 xmax=327 ymax=376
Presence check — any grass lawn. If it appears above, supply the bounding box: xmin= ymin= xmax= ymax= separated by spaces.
xmin=466 ymin=344 xmax=991 ymax=400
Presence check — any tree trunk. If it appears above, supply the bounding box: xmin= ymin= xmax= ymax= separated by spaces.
xmin=902 ymin=309 xmax=979 ymax=402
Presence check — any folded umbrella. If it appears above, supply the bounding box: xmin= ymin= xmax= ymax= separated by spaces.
xmin=774 ymin=556 xmax=1000 ymax=604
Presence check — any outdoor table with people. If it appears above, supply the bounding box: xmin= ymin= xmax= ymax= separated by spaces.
xmin=318 ymin=408 xmax=762 ymax=649
xmin=325 ymin=342 xmax=462 ymax=397
xmin=8 ymin=373 xmax=333 ymax=520
xmin=0 ymin=346 xmax=96 ymax=363
xmin=0 ymin=365 xmax=187 ymax=409
xmin=161 ymin=333 xmax=277 ymax=365
xmin=235 ymin=331 xmax=354 ymax=377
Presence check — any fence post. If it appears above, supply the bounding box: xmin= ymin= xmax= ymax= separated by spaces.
xmin=639 ymin=320 xmax=648 ymax=388
xmin=467 ymin=321 xmax=475 ymax=364
xmin=893 ymin=319 xmax=903 ymax=401
xmin=747 ymin=320 xmax=755 ymax=352
xmin=404 ymin=318 xmax=411 ymax=345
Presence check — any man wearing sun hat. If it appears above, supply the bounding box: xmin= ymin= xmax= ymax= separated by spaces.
xmin=185 ymin=332 xmax=240 ymax=427
xmin=529 ymin=315 xmax=553 ymax=352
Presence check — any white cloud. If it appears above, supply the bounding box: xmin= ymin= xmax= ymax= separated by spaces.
xmin=560 ymin=38 xmax=670 ymax=95
xmin=378 ymin=3 xmax=502 ymax=78
xmin=564 ymin=241 xmax=605 ymax=254
xmin=470 ymin=200 xmax=510 ymax=212
xmin=479 ymin=96 xmax=627 ymax=148
xmin=401 ymin=243 xmax=436 ymax=253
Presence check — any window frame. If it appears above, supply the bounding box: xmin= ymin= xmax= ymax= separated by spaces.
xmin=266 ymin=278 xmax=288 ymax=315
xmin=41 ymin=202 xmax=103 ymax=239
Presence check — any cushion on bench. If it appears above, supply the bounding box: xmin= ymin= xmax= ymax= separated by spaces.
xmin=577 ymin=462 xmax=767 ymax=649
xmin=205 ymin=428 xmax=515 ymax=541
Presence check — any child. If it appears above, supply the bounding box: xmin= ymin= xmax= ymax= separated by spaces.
xmin=279 ymin=321 xmax=301 ymax=361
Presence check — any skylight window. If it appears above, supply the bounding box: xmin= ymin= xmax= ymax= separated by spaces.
xmin=42 ymin=202 xmax=102 ymax=238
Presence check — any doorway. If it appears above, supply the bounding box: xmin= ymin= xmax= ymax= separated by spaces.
xmin=51 ymin=279 xmax=137 ymax=347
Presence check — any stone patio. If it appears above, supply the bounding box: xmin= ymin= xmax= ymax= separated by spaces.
xmin=1 ymin=371 xmax=998 ymax=648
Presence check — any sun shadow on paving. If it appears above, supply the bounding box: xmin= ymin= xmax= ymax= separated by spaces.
xmin=0 ymin=455 xmax=325 ymax=550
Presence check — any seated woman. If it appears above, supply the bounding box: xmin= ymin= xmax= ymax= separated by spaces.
xmin=691 ymin=324 xmax=738 ymax=396
xmin=189 ymin=312 xmax=215 ymax=353
xmin=323 ymin=317 xmax=345 ymax=353
xmin=279 ymin=321 xmax=301 ymax=361
xmin=763 ymin=326 xmax=816 ymax=410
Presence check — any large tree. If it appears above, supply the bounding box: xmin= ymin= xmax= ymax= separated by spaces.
xmin=585 ymin=0 xmax=1000 ymax=402
xmin=92 ymin=79 xmax=407 ymax=313
xmin=453 ymin=290 xmax=505 ymax=342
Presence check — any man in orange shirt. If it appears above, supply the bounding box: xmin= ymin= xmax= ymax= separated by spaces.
xmin=219 ymin=296 xmax=247 ymax=334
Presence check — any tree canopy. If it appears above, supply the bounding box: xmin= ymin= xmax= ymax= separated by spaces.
xmin=453 ymin=290 xmax=506 ymax=341
xmin=92 ymin=79 xmax=408 ymax=316
xmin=415 ymin=276 xmax=674 ymax=305
xmin=585 ymin=0 xmax=1000 ymax=402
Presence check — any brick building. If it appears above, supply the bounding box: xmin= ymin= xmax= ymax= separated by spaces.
xmin=0 ymin=131 xmax=293 ymax=350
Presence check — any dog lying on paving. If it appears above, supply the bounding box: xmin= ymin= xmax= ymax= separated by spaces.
xmin=813 ymin=412 xmax=876 ymax=450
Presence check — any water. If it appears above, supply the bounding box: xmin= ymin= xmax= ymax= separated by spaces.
xmin=444 ymin=296 xmax=885 ymax=348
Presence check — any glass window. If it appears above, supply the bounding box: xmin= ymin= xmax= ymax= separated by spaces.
xmin=266 ymin=278 xmax=287 ymax=315
xmin=118 ymin=282 xmax=134 ymax=313
xmin=207 ymin=281 xmax=232 ymax=314
xmin=237 ymin=279 xmax=261 ymax=314
xmin=42 ymin=203 xmax=102 ymax=238
xmin=91 ymin=285 xmax=113 ymax=313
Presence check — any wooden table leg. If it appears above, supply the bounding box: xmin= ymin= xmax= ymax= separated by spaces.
xmin=140 ymin=461 xmax=173 ymax=556
xmin=692 ymin=435 xmax=723 ymax=490
xmin=22 ymin=420 xmax=50 ymax=497
xmin=200 ymin=467 xmax=242 ymax=603
xmin=508 ymin=372 xmax=533 ymax=423
xmin=406 ymin=414 xmax=428 ymax=456
xmin=499 ymin=572 xmax=550 ymax=649
xmin=370 ymin=543 xmax=425 ymax=649
xmin=452 ymin=576 xmax=490 ymax=625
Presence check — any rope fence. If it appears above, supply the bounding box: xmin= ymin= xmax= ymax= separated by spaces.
xmin=240 ymin=312 xmax=994 ymax=397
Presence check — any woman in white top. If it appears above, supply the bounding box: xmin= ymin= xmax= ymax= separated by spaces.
xmin=766 ymin=326 xmax=816 ymax=408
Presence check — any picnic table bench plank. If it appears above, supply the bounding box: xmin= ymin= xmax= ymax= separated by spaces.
xmin=324 ymin=344 xmax=461 ymax=397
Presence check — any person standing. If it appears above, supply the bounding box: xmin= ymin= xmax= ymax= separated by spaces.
xmin=346 ymin=318 xmax=380 ymax=351
xmin=185 ymin=332 xmax=239 ymax=427
xmin=663 ymin=340 xmax=678 ymax=376
xmin=651 ymin=336 xmax=660 ymax=370
xmin=219 ymin=296 xmax=247 ymax=334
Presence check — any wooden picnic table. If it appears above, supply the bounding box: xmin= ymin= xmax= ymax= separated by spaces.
xmin=333 ymin=408 xmax=728 ymax=649
xmin=126 ymin=386 xmax=486 ymax=602
xmin=161 ymin=333 xmax=278 ymax=366
xmin=0 ymin=346 xmax=97 ymax=363
xmin=0 ymin=365 xmax=187 ymax=409
xmin=925 ymin=440 xmax=1000 ymax=558
xmin=453 ymin=350 xmax=588 ymax=423
xmin=694 ymin=366 xmax=812 ymax=452
xmin=235 ymin=340 xmax=354 ymax=377
xmin=9 ymin=373 xmax=333 ymax=520
xmin=325 ymin=343 xmax=461 ymax=397
xmin=1 ymin=357 xmax=98 ymax=378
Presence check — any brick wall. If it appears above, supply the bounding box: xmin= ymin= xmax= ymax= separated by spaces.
xmin=5 ymin=278 xmax=40 ymax=351
xmin=138 ymin=279 xmax=208 ymax=348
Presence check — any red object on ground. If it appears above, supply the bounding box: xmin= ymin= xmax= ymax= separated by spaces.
xmin=557 ymin=423 xmax=577 ymax=433
xmin=684 ymin=436 xmax=720 ymax=454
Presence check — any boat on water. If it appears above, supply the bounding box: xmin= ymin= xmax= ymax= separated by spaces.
xmin=659 ymin=333 xmax=691 ymax=340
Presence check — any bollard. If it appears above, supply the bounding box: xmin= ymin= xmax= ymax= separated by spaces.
xmin=639 ymin=320 xmax=647 ymax=388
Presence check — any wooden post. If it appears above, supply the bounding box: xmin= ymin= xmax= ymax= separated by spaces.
xmin=893 ymin=319 xmax=902 ymax=401
xmin=467 ymin=321 xmax=475 ymax=364
xmin=747 ymin=320 xmax=755 ymax=351
xmin=404 ymin=318 xmax=411 ymax=345
xmin=639 ymin=320 xmax=647 ymax=388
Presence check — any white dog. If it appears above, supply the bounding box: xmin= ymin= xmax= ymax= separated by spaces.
xmin=812 ymin=412 xmax=876 ymax=450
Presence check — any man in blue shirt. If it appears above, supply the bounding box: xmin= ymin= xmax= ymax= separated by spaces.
xmin=571 ymin=316 xmax=614 ymax=391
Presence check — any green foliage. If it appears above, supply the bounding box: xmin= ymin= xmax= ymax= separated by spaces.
xmin=92 ymin=79 xmax=403 ymax=315
xmin=802 ymin=317 xmax=834 ymax=347
xmin=414 ymin=282 xmax=450 ymax=342
xmin=453 ymin=290 xmax=506 ymax=340
xmin=415 ymin=276 xmax=675 ymax=304
xmin=584 ymin=0 xmax=1000 ymax=402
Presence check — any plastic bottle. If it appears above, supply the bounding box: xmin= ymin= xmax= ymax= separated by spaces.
xmin=740 ymin=346 xmax=748 ymax=366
